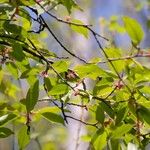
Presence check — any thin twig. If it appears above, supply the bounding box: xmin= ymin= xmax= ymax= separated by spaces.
xmin=98 ymin=53 xmax=150 ymax=63
xmin=66 ymin=115 xmax=99 ymax=128
xmin=91 ymin=31 xmax=132 ymax=93
xmin=39 ymin=15 xmax=87 ymax=63
xmin=35 ymin=2 xmax=109 ymax=41
xmin=60 ymin=101 xmax=68 ymax=124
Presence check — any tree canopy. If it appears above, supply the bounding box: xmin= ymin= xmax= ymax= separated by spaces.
xmin=0 ymin=0 xmax=150 ymax=150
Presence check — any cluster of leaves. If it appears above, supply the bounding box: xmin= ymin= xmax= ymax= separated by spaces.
xmin=0 ymin=0 xmax=150 ymax=150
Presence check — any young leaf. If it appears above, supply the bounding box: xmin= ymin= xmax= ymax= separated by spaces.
xmin=104 ymin=47 xmax=126 ymax=72
xmin=80 ymin=135 xmax=91 ymax=142
xmin=42 ymin=112 xmax=64 ymax=125
xmin=38 ymin=106 xmax=61 ymax=114
xmin=93 ymin=85 xmax=113 ymax=97
xmin=18 ymin=126 xmax=30 ymax=150
xmin=59 ymin=0 xmax=82 ymax=14
xmin=122 ymin=16 xmax=144 ymax=45
xmin=49 ymin=84 xmax=68 ymax=96
xmin=0 ymin=127 xmax=14 ymax=138
xmin=75 ymin=64 xmax=105 ymax=80
xmin=91 ymin=128 xmax=104 ymax=144
xmin=92 ymin=129 xmax=107 ymax=150
xmin=52 ymin=60 xmax=70 ymax=73
xmin=111 ymin=124 xmax=133 ymax=139
xmin=71 ymin=19 xmax=88 ymax=38
xmin=20 ymin=68 xmax=38 ymax=79
xmin=6 ymin=62 xmax=19 ymax=79
xmin=25 ymin=80 xmax=39 ymax=112
xmin=109 ymin=16 xmax=125 ymax=33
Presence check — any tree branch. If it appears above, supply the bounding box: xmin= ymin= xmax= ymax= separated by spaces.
xmin=39 ymin=15 xmax=87 ymax=63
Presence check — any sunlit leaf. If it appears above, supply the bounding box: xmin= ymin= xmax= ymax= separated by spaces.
xmin=91 ymin=128 xmax=107 ymax=150
xmin=105 ymin=47 xmax=126 ymax=72
xmin=71 ymin=19 xmax=88 ymax=38
xmin=42 ymin=112 xmax=64 ymax=125
xmin=18 ymin=126 xmax=30 ymax=150
xmin=49 ymin=84 xmax=69 ymax=96
xmin=59 ymin=0 xmax=82 ymax=14
xmin=6 ymin=62 xmax=19 ymax=79
xmin=109 ymin=16 xmax=125 ymax=33
xmin=75 ymin=64 xmax=105 ymax=80
xmin=25 ymin=80 xmax=39 ymax=112
xmin=80 ymin=135 xmax=91 ymax=142
xmin=52 ymin=60 xmax=70 ymax=73
xmin=38 ymin=107 xmax=61 ymax=114
xmin=111 ymin=124 xmax=133 ymax=139
xmin=123 ymin=16 xmax=144 ymax=45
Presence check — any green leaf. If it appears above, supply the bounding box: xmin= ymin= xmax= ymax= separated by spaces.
xmin=44 ymin=78 xmax=52 ymax=91
xmin=38 ymin=49 xmax=57 ymax=58
xmin=96 ymin=105 xmax=105 ymax=124
xmin=105 ymin=47 xmax=126 ymax=72
xmin=115 ymin=105 xmax=128 ymax=126
xmin=42 ymin=112 xmax=64 ymax=125
xmin=0 ymin=0 xmax=10 ymax=3
xmin=52 ymin=60 xmax=70 ymax=73
xmin=18 ymin=126 xmax=30 ymax=150
xmin=0 ymin=114 xmax=17 ymax=126
xmin=122 ymin=16 xmax=144 ymax=45
xmin=139 ymin=105 xmax=150 ymax=125
xmin=6 ymin=62 xmax=18 ymax=79
xmin=20 ymin=68 xmax=38 ymax=79
xmin=91 ymin=128 xmax=104 ymax=143
xmin=59 ymin=0 xmax=81 ymax=14
xmin=71 ymin=19 xmax=88 ymax=38
xmin=91 ymin=129 xmax=107 ymax=150
xmin=11 ymin=43 xmax=25 ymax=61
xmin=89 ymin=57 xmax=101 ymax=64
xmin=80 ymin=135 xmax=91 ymax=142
xmin=3 ymin=22 xmax=28 ymax=37
xmin=75 ymin=64 xmax=105 ymax=80
xmin=20 ymin=68 xmax=39 ymax=79
xmin=101 ymin=102 xmax=115 ymax=119
xmin=17 ymin=7 xmax=31 ymax=23
xmin=93 ymin=85 xmax=113 ymax=97
xmin=49 ymin=84 xmax=68 ymax=96
xmin=15 ymin=58 xmax=30 ymax=73
xmin=19 ymin=0 xmax=35 ymax=6
xmin=25 ymin=80 xmax=39 ymax=112
xmin=111 ymin=124 xmax=133 ymax=139
xmin=38 ymin=107 xmax=61 ymax=114
xmin=109 ymin=16 xmax=125 ymax=33
xmin=109 ymin=139 xmax=121 ymax=150
xmin=96 ymin=77 xmax=114 ymax=86
xmin=0 ymin=127 xmax=13 ymax=138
